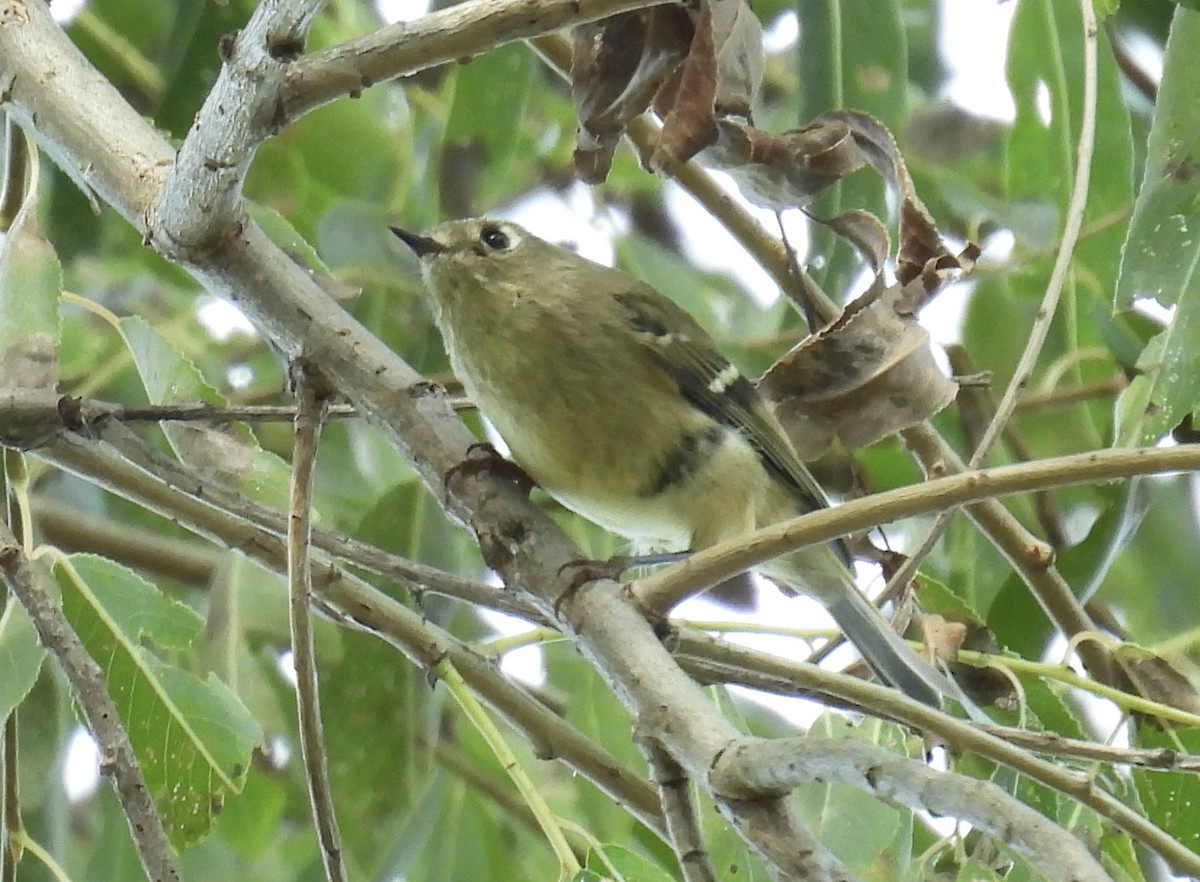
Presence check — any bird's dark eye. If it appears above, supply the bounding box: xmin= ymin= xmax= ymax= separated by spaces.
xmin=480 ymin=226 xmax=510 ymax=251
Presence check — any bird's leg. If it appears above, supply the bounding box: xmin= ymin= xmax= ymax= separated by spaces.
xmin=443 ymin=441 xmax=535 ymax=496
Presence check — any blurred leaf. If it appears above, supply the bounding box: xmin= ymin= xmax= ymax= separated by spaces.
xmin=1101 ymin=827 xmax=1149 ymax=882
xmin=1115 ymin=7 xmax=1200 ymax=443
xmin=0 ymin=597 xmax=44 ymax=720
xmin=1132 ymin=725 xmax=1200 ymax=856
xmin=119 ymin=314 xmax=293 ymax=509
xmin=794 ymin=715 xmax=908 ymax=876
xmin=155 ymin=0 xmax=261 ymax=137
xmin=55 ymin=554 xmax=262 ymax=849
xmin=0 ymin=176 xmax=62 ymax=390
xmin=586 ymin=844 xmax=679 ymax=882
xmin=444 ymin=43 xmax=538 ymax=210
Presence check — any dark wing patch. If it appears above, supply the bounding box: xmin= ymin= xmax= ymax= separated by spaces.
xmin=614 ymin=287 xmax=831 ymax=513
xmin=641 ymin=425 xmax=725 ymax=497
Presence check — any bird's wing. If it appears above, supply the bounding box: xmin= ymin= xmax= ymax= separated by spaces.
xmin=613 ymin=286 xmax=831 ymax=515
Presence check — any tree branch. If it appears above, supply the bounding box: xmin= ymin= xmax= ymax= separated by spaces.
xmin=287 ymin=377 xmax=346 ymax=882
xmin=0 ymin=520 xmax=179 ymax=882
xmin=669 ymin=628 xmax=1200 ymax=878
xmin=631 ymin=445 xmax=1200 ymax=613
xmin=712 ymin=737 xmax=1110 ymax=882
xmin=32 ymin=430 xmax=665 ymax=837
xmin=281 ymin=0 xmax=673 ymax=125
xmin=641 ymin=740 xmax=718 ymax=882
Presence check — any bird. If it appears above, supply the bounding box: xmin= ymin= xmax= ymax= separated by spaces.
xmin=392 ymin=216 xmax=960 ymax=708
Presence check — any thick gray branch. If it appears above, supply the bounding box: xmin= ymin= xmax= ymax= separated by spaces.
xmin=713 ymin=737 xmax=1110 ymax=882
xmin=152 ymin=0 xmax=327 ymax=251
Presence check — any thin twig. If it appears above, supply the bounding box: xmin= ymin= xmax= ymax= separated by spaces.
xmin=631 ymin=446 xmax=1200 ymax=613
xmin=975 ymin=725 xmax=1200 ymax=772
xmin=118 ymin=402 xmax=357 ymax=423
xmin=641 ymin=740 xmax=717 ymax=882
xmin=881 ymin=0 xmax=1100 ymax=594
xmin=82 ymin=418 xmax=544 ymax=622
xmin=2 ymin=457 xmax=26 ymax=882
xmin=113 ymin=400 xmax=474 ymax=423
xmin=288 ymin=376 xmax=347 ymax=882
xmin=435 ymin=657 xmax=582 ymax=875
xmin=0 ymin=521 xmax=179 ymax=882
xmin=421 ymin=734 xmax=588 ymax=859
xmin=1015 ymin=375 xmax=1127 ymax=411
xmin=280 ymin=0 xmax=674 ymax=125
xmin=2 ymin=714 xmax=20 ymax=882
xmin=900 ymin=423 xmax=1116 ymax=687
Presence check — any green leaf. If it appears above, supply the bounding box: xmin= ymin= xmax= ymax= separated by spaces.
xmin=0 ymin=182 xmax=62 ymax=390
xmin=1114 ymin=7 xmax=1200 ymax=443
xmin=154 ymin=0 xmax=259 ymax=138
xmin=1132 ymin=725 xmax=1200 ymax=857
xmin=586 ymin=844 xmax=679 ymax=882
xmin=443 ymin=43 xmax=538 ymax=211
xmin=248 ymin=201 xmax=334 ymax=278
xmin=1101 ymin=826 xmax=1148 ymax=882
xmin=55 ymin=553 xmax=262 ymax=849
xmin=118 ymin=314 xmax=293 ymax=509
xmin=794 ymin=715 xmax=906 ymax=876
xmin=0 ymin=596 xmax=45 ymax=720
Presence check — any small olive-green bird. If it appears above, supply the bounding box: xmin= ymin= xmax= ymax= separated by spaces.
xmin=393 ymin=217 xmax=957 ymax=708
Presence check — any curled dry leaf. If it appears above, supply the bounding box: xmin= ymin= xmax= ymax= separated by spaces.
xmin=757 ymin=246 xmax=978 ymax=459
xmin=917 ymin=613 xmax=968 ymax=664
xmin=1121 ymin=652 xmax=1200 ymax=715
xmin=700 ymin=114 xmax=870 ymax=211
xmin=571 ymin=0 xmax=762 ymax=182
xmin=571 ymin=7 xmax=693 ymax=183
xmin=569 ymin=4 xmax=965 ymax=291
xmin=651 ymin=0 xmax=763 ymax=169
xmin=806 ymin=208 xmax=890 ymax=274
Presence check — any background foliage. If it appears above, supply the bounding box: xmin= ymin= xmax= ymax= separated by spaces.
xmin=2 ymin=0 xmax=1200 ymax=880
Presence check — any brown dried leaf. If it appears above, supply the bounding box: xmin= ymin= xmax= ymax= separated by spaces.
xmin=701 ymin=115 xmax=869 ymax=211
xmin=652 ymin=0 xmax=763 ymax=169
xmin=758 ymin=276 xmax=966 ymax=458
xmin=816 ymin=110 xmax=964 ymax=290
xmin=701 ymin=108 xmax=972 ymax=287
xmin=571 ymin=8 xmax=693 ymax=182
xmin=918 ymin=613 xmax=968 ymax=664
xmin=1122 ymin=652 xmax=1200 ymax=715
xmin=653 ymin=3 xmax=719 ymax=166
xmin=806 ymin=208 xmax=889 ymax=273
xmin=711 ymin=0 xmax=762 ymax=117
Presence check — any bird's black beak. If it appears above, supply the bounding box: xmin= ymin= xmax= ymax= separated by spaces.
xmin=390 ymin=226 xmax=445 ymax=257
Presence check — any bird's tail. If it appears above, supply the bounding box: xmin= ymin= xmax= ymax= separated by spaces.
xmin=770 ymin=547 xmax=969 ymax=711
xmin=823 ymin=579 xmax=949 ymax=709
